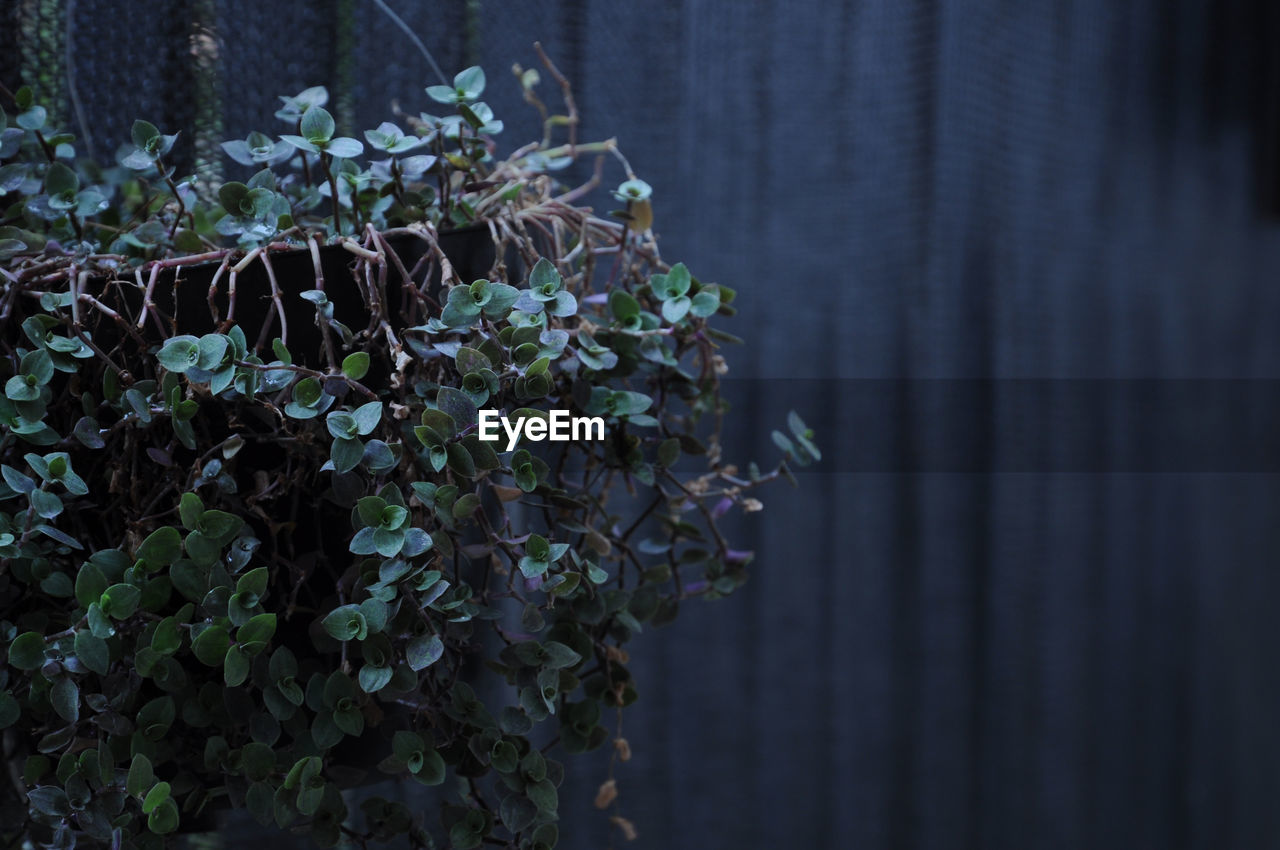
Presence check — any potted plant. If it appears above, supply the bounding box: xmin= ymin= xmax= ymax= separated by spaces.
xmin=0 ymin=47 xmax=819 ymax=850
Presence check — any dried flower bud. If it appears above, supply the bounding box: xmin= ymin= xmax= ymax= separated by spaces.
xmin=706 ymin=437 xmax=723 ymax=465
xmin=614 ymin=737 xmax=632 ymax=762
xmin=610 ymin=816 xmax=639 ymax=841
xmin=390 ymin=349 xmax=412 ymax=387
xmin=594 ymin=778 xmax=618 ymax=809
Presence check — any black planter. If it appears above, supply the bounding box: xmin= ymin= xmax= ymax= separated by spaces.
xmin=85 ymin=224 xmax=494 ymax=365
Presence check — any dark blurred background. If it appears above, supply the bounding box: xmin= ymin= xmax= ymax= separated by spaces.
xmin=7 ymin=0 xmax=1280 ymax=847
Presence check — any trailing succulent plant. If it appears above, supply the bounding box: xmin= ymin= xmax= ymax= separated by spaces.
xmin=0 ymin=49 xmax=818 ymax=850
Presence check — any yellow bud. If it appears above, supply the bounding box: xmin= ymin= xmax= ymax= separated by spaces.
xmin=626 ymin=199 xmax=653 ymax=233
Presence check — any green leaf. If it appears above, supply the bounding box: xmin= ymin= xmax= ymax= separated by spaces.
xmin=142 ymin=781 xmax=171 ymax=814
xmin=662 ymin=295 xmax=691 ymax=323
xmin=184 ymin=530 xmax=223 ymax=567
xmin=359 ymin=598 xmax=389 ymax=633
xmin=197 ymin=510 xmax=242 ymax=544
xmin=17 ymin=105 xmax=46 ymax=130
xmin=358 ymin=664 xmax=393 ymax=693
xmin=380 ymin=505 xmax=408 ymax=530
xmin=491 ymin=740 xmax=519 ymax=774
xmin=372 ymin=527 xmax=405 ymax=558
xmin=217 ymin=182 xmax=249 ymax=213
xmin=325 ymin=136 xmax=364 ymax=158
xmin=283 ymin=755 xmax=315 ymax=790
xmin=86 ymin=603 xmax=113 ymax=638
xmin=437 ymin=386 xmax=477 ymax=430
xmin=293 ymin=376 xmax=322 ymax=405
xmin=612 ymin=178 xmax=653 ymax=202
xmin=330 ymin=436 xmax=364 ymax=473
xmin=196 ymin=333 xmax=230 ymax=371
xmin=527 ymin=778 xmax=558 ymax=812
xmin=549 ymin=572 xmax=581 ymax=596
xmin=528 ymin=257 xmax=560 ymax=292
xmin=658 ymin=437 xmax=681 ymax=467
xmin=663 ymin=262 xmax=691 ymax=296
xmin=49 ymin=677 xmax=78 ymax=722
xmin=178 ymin=492 xmax=204 ymax=530
xmin=609 ymin=289 xmax=640 ymax=321
xmin=44 ymin=161 xmax=79 ymax=196
xmin=191 ymin=626 xmax=231 ymax=666
xmin=690 ymin=286 xmax=721 ymax=317
xmin=356 ymin=496 xmax=387 ymax=528
xmin=151 ymin=617 xmax=181 ymax=655
xmin=280 ymin=134 xmax=318 ymax=155
xmin=237 ymin=567 xmax=268 ymax=597
xmin=131 ymin=120 xmax=161 ymax=149
xmin=333 ymin=703 xmax=363 ymax=736
xmin=352 ymin=400 xmax=382 ymax=435
xmin=237 ymin=613 xmax=277 ymax=646
xmin=526 ymin=534 xmax=550 ymax=562
xmin=453 ymin=65 xmax=486 ymax=99
xmin=224 ymin=645 xmax=250 ymax=686
xmin=541 ymin=641 xmax=581 ymax=668
xmin=156 ymin=336 xmax=200 ymax=373
xmin=147 ymin=797 xmax=180 ymax=835
xmin=406 ymin=634 xmax=443 ymax=671
xmin=25 ymin=786 xmax=67 ymax=817
xmin=29 ymin=488 xmax=62 ymax=519
xmin=518 ymin=556 xmax=549 ymax=579
xmin=2 ymin=464 xmax=34 ymax=493
xmin=326 ymin=411 xmax=358 ymax=440
xmin=127 ymin=753 xmax=154 ymax=797
xmin=20 ymin=349 xmax=52 ymax=383
xmin=101 ymin=583 xmax=141 ymax=619
xmin=415 ymin=747 xmax=446 ymax=784
xmin=455 ymin=346 xmax=490 ymax=374
xmin=392 ymin=731 xmax=424 ymax=762
xmin=4 ymin=376 xmax=36 ymax=402
xmin=137 ymin=526 xmax=182 ymax=566
xmin=366 ymin=446 xmax=397 ymax=477
xmin=507 ymin=794 xmax=549 ymax=835
xmin=321 ymin=604 xmax=367 ymax=641
xmin=342 ymin=351 xmax=370 ymax=380
xmin=425 ymin=85 xmax=456 ymax=104
xmin=242 ymin=742 xmax=276 ymax=781
xmin=74 ymin=630 xmax=109 ymax=675
xmin=301 ymin=106 xmax=336 ymax=143
xmin=74 ymin=562 xmax=107 ymax=608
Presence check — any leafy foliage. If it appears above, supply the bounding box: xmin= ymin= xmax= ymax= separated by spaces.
xmin=0 ymin=56 xmax=816 ymax=850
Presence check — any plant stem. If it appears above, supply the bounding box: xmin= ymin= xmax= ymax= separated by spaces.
xmin=232 ymin=360 xmax=376 ymax=400
xmin=320 ymin=151 xmax=343 ymax=235
xmin=153 ymin=153 xmax=190 ymax=238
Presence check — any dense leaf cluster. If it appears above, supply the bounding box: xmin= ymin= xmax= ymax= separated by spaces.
xmin=0 ymin=60 xmax=817 ymax=849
